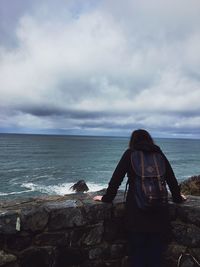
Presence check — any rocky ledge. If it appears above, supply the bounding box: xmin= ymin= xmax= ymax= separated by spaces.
xmin=180 ymin=175 xmax=200 ymax=196
xmin=0 ymin=191 xmax=200 ymax=267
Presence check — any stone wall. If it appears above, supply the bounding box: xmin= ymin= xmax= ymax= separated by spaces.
xmin=0 ymin=191 xmax=200 ymax=267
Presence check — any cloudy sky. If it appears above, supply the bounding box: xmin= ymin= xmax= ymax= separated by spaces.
xmin=0 ymin=0 xmax=200 ymax=138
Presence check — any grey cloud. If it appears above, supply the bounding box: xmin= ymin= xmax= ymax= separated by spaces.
xmin=0 ymin=0 xmax=98 ymax=47
xmin=0 ymin=0 xmax=37 ymax=47
xmin=79 ymin=121 xmax=142 ymax=130
xmin=0 ymin=0 xmax=200 ymax=138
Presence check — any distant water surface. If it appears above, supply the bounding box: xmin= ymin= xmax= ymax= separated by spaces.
xmin=0 ymin=134 xmax=199 ymax=199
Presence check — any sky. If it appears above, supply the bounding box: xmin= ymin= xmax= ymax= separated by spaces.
xmin=0 ymin=0 xmax=200 ymax=138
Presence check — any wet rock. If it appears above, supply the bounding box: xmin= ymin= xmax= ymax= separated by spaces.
xmin=70 ymin=180 xmax=89 ymax=193
xmin=180 ymin=175 xmax=200 ymax=196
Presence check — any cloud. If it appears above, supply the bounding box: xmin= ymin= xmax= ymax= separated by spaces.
xmin=0 ymin=0 xmax=200 ymax=137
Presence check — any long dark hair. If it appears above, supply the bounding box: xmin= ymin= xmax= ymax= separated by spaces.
xmin=129 ymin=129 xmax=154 ymax=150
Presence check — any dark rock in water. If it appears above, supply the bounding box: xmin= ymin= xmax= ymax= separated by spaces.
xmin=180 ymin=175 xmax=200 ymax=196
xmin=70 ymin=180 xmax=89 ymax=193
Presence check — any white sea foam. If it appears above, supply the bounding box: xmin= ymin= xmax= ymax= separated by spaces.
xmin=0 ymin=182 xmax=107 ymax=197
xmin=0 ymin=189 xmax=32 ymax=196
xmin=21 ymin=182 xmax=106 ymax=196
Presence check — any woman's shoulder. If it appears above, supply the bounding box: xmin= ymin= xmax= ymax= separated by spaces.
xmin=124 ymin=148 xmax=132 ymax=154
xmin=121 ymin=148 xmax=132 ymax=159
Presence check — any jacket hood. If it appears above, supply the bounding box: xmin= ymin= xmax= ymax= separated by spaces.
xmin=133 ymin=142 xmax=161 ymax=152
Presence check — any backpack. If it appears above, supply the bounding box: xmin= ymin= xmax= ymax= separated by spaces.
xmin=131 ymin=150 xmax=168 ymax=211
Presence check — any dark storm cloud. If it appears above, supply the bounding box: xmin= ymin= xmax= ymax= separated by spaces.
xmin=20 ymin=106 xmax=114 ymax=119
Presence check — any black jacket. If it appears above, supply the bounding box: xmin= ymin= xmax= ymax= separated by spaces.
xmin=102 ymin=142 xmax=183 ymax=232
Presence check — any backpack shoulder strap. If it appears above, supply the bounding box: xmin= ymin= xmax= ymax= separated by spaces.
xmin=124 ymin=179 xmax=129 ymax=201
xmin=131 ymin=150 xmax=145 ymax=176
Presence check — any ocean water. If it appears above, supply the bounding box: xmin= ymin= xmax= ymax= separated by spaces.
xmin=0 ymin=133 xmax=200 ymax=200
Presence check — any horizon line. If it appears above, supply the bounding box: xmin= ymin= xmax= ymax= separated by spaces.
xmin=0 ymin=131 xmax=200 ymax=141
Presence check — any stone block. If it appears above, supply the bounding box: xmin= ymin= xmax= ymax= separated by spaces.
xmin=82 ymin=201 xmax=112 ymax=224
xmin=110 ymin=243 xmax=126 ymax=259
xmin=5 ymin=233 xmax=32 ymax=251
xmin=121 ymin=256 xmax=129 ymax=267
xmin=112 ymin=203 xmax=126 ymax=218
xmin=103 ymin=260 xmax=121 ymax=267
xmin=70 ymin=224 xmax=104 ymax=247
xmin=87 ymin=243 xmax=110 ymax=261
xmin=21 ymin=207 xmax=49 ymax=232
xmin=104 ymin=218 xmax=126 ymax=241
xmin=49 ymin=207 xmax=85 ymax=230
xmin=163 ymin=242 xmax=186 ymax=267
xmin=0 ymin=192 xmax=199 ymax=267
xmin=44 ymin=200 xmax=79 ymax=210
xmin=0 ymin=250 xmax=17 ymax=266
xmin=19 ymin=246 xmax=54 ymax=267
xmin=177 ymin=205 xmax=200 ymax=227
xmin=83 ymin=225 xmax=104 ymax=246
xmin=2 ymin=263 xmax=19 ymax=267
xmin=192 ymin=248 xmax=200 ymax=260
xmin=34 ymin=231 xmax=69 ymax=246
xmin=54 ymin=247 xmax=87 ymax=267
xmin=88 ymin=247 xmax=103 ymax=260
xmin=0 ymin=235 xmax=5 ymax=249
xmin=168 ymin=202 xmax=177 ymax=221
xmin=46 ymin=201 xmax=86 ymax=230
xmin=172 ymin=222 xmax=200 ymax=247
xmin=0 ymin=211 xmax=19 ymax=234
xmin=81 ymin=259 xmax=121 ymax=267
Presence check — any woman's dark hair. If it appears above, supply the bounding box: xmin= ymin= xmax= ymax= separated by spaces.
xmin=129 ymin=129 xmax=154 ymax=149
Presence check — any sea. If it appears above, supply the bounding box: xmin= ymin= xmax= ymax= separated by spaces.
xmin=0 ymin=133 xmax=200 ymax=200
